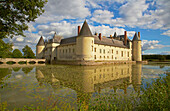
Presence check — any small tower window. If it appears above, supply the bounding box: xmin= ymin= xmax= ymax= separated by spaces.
xmin=121 ymin=51 xmax=123 ymax=57
xmin=94 ymin=48 xmax=96 ymax=52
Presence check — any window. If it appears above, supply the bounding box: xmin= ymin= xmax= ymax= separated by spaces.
xmin=128 ymin=52 xmax=129 ymax=57
xmin=100 ymin=56 xmax=102 ymax=59
xmin=100 ymin=49 xmax=102 ymax=53
xmin=112 ymin=49 xmax=113 ymax=53
xmin=121 ymin=51 xmax=123 ymax=57
xmin=69 ymin=48 xmax=71 ymax=53
xmin=94 ymin=55 xmax=96 ymax=59
xmin=94 ymin=48 xmax=96 ymax=52
xmin=112 ymin=55 xmax=113 ymax=59
xmin=103 ymin=49 xmax=105 ymax=54
xmin=73 ymin=49 xmax=75 ymax=53
xmin=92 ymin=46 xmax=93 ymax=51
xmin=107 ymin=56 xmax=109 ymax=59
xmin=116 ymin=51 xmax=118 ymax=54
xmin=66 ymin=49 xmax=67 ymax=53
xmin=104 ymin=56 xmax=105 ymax=59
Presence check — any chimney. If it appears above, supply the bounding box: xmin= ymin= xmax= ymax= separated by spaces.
xmin=138 ymin=32 xmax=140 ymax=39
xmin=95 ymin=32 xmax=98 ymax=36
xmin=99 ymin=33 xmax=102 ymax=40
xmin=78 ymin=26 xmax=81 ymax=35
xmin=124 ymin=31 xmax=127 ymax=45
xmin=110 ymin=35 xmax=113 ymax=39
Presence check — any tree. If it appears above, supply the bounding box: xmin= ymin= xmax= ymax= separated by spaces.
xmin=0 ymin=39 xmax=13 ymax=58
xmin=0 ymin=0 xmax=47 ymax=39
xmin=12 ymin=49 xmax=23 ymax=58
xmin=22 ymin=45 xmax=35 ymax=58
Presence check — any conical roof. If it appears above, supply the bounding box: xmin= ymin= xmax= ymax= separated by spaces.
xmin=114 ymin=32 xmax=117 ymax=38
xmin=133 ymin=33 xmax=140 ymax=41
xmin=79 ymin=20 xmax=93 ymax=37
xmin=37 ymin=36 xmax=45 ymax=46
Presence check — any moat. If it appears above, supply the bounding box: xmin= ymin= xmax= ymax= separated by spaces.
xmin=0 ymin=63 xmax=169 ymax=110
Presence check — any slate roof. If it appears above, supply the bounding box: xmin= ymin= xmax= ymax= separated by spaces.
xmin=114 ymin=32 xmax=117 ymax=38
xmin=94 ymin=36 xmax=127 ymax=48
xmin=37 ymin=36 xmax=45 ymax=46
xmin=53 ymin=33 xmax=62 ymax=43
xmin=60 ymin=36 xmax=77 ymax=45
xmin=133 ymin=33 xmax=140 ymax=41
xmin=60 ymin=35 xmax=129 ymax=48
xmin=79 ymin=20 xmax=93 ymax=37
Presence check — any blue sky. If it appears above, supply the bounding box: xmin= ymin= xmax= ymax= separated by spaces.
xmin=4 ymin=0 xmax=170 ymax=55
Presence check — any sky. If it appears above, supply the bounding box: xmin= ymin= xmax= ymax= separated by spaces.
xmin=4 ymin=0 xmax=170 ymax=55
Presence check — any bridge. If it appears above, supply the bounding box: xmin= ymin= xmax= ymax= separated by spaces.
xmin=0 ymin=58 xmax=46 ymax=64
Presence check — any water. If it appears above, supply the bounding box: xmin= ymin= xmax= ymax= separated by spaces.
xmin=0 ymin=63 xmax=169 ymax=110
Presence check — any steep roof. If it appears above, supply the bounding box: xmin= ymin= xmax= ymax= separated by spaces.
xmin=114 ymin=32 xmax=117 ymax=38
xmin=37 ymin=36 xmax=45 ymax=46
xmin=133 ymin=33 xmax=140 ymax=41
xmin=79 ymin=20 xmax=93 ymax=37
xmin=53 ymin=32 xmax=62 ymax=43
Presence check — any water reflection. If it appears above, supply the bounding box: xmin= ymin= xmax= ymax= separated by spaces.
xmin=35 ymin=64 xmax=142 ymax=109
xmin=36 ymin=64 xmax=142 ymax=94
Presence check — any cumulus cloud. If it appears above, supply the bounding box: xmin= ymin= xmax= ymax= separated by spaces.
xmin=160 ymin=51 xmax=170 ymax=55
xmin=35 ymin=0 xmax=90 ymax=24
xmin=91 ymin=10 xmax=114 ymax=24
xmin=161 ymin=30 xmax=170 ymax=36
xmin=142 ymin=40 xmax=170 ymax=51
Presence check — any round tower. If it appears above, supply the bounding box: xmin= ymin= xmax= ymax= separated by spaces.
xmin=76 ymin=20 xmax=94 ymax=61
xmin=132 ymin=32 xmax=142 ymax=61
xmin=36 ymin=36 xmax=45 ymax=59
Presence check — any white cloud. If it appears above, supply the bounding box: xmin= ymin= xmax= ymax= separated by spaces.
xmin=160 ymin=51 xmax=170 ymax=55
xmin=142 ymin=40 xmax=170 ymax=51
xmin=35 ymin=0 xmax=90 ymax=24
xmin=91 ymin=10 xmax=114 ymax=24
xmin=161 ymin=30 xmax=170 ymax=36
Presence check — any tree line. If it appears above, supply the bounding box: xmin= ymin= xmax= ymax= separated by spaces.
xmin=0 ymin=39 xmax=35 ymax=58
xmin=142 ymin=55 xmax=170 ymax=61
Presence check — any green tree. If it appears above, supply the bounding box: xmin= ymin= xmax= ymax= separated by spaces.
xmin=0 ymin=39 xmax=13 ymax=58
xmin=0 ymin=0 xmax=47 ymax=39
xmin=12 ymin=49 xmax=23 ymax=58
xmin=22 ymin=45 xmax=35 ymax=58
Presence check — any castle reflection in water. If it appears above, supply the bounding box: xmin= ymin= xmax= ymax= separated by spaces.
xmin=36 ymin=64 xmax=142 ymax=95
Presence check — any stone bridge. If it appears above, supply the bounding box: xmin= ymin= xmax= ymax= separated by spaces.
xmin=0 ymin=58 xmax=45 ymax=64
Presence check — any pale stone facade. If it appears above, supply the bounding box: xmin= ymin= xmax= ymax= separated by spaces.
xmin=36 ymin=20 xmax=142 ymax=64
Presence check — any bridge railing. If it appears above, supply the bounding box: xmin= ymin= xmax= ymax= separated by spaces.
xmin=0 ymin=58 xmax=46 ymax=64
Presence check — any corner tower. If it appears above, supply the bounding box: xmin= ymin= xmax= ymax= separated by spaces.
xmin=76 ymin=20 xmax=94 ymax=61
xmin=36 ymin=36 xmax=45 ymax=59
xmin=132 ymin=32 xmax=142 ymax=61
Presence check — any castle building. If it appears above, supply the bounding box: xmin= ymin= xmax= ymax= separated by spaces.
xmin=36 ymin=20 xmax=142 ymax=64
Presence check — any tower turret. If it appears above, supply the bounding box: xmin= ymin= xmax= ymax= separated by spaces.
xmin=132 ymin=32 xmax=142 ymax=61
xmin=76 ymin=20 xmax=94 ymax=61
xmin=36 ymin=36 xmax=45 ymax=59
